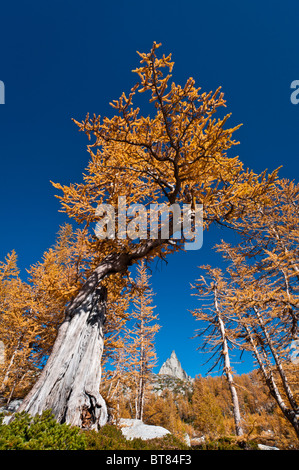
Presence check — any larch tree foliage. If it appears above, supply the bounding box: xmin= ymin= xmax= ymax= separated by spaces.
xmin=220 ymin=251 xmax=299 ymax=439
xmin=26 ymin=224 xmax=94 ymax=365
xmin=101 ymin=278 xmax=131 ymax=369
xmin=100 ymin=279 xmax=133 ymax=420
xmin=101 ymin=260 xmax=159 ymax=422
xmin=125 ymin=260 xmax=160 ymax=421
xmin=102 ymin=340 xmax=130 ymax=420
xmin=190 ymin=266 xmax=244 ymax=437
xmin=217 ymin=179 xmax=299 ymax=345
xmin=0 ymin=224 xmax=96 ymax=403
xmin=18 ymin=42 xmax=278 ymax=429
xmin=191 ymin=375 xmax=225 ymax=437
xmin=214 ymin=180 xmax=299 ymax=438
xmin=0 ymin=251 xmax=39 ymax=403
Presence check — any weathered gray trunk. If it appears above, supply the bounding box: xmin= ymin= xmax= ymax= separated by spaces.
xmin=18 ymin=287 xmax=108 ymax=429
xmin=253 ymin=306 xmax=299 ymax=415
xmin=17 ymin=244 xmax=167 ymax=429
xmin=213 ymin=285 xmax=243 ymax=436
xmin=242 ymin=316 xmax=299 ymax=440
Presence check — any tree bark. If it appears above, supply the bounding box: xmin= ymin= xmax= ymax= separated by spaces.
xmin=253 ymin=306 xmax=299 ymax=415
xmin=213 ymin=285 xmax=243 ymax=436
xmin=18 ymin=287 xmax=108 ymax=430
xmin=242 ymin=316 xmax=299 ymax=440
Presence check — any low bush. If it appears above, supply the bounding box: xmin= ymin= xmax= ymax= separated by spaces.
xmin=0 ymin=410 xmax=86 ymax=450
xmin=0 ymin=412 xmax=189 ymax=450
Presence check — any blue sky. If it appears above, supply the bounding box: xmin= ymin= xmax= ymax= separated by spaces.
xmin=1 ymin=0 xmax=299 ymax=378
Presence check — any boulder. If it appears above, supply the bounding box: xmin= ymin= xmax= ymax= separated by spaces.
xmin=258 ymin=443 xmax=279 ymax=450
xmin=0 ymin=399 xmax=23 ymax=414
xmin=119 ymin=419 xmax=170 ymax=441
xmin=6 ymin=399 xmax=23 ymax=413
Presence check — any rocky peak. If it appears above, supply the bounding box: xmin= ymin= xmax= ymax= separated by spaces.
xmin=158 ymin=350 xmax=190 ymax=381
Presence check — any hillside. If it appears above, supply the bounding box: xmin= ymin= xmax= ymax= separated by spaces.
xmin=109 ymin=364 xmax=298 ymax=450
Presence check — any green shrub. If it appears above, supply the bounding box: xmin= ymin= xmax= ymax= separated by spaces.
xmin=0 ymin=410 xmax=86 ymax=450
xmin=84 ymin=424 xmax=130 ymax=450
xmin=0 ymin=412 xmax=190 ymax=450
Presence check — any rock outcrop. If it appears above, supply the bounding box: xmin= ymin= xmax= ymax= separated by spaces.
xmin=158 ymin=350 xmax=191 ymax=381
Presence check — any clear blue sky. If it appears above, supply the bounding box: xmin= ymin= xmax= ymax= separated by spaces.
xmin=1 ymin=0 xmax=299 ymax=378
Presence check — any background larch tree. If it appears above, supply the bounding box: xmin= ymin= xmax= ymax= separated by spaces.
xmin=101 ymin=260 xmax=159 ymax=422
xmin=191 ymin=375 xmax=225 ymax=437
xmin=0 ymin=252 xmax=39 ymax=403
xmin=125 ymin=260 xmax=160 ymax=421
xmin=190 ymin=266 xmax=244 ymax=436
xmin=218 ymin=179 xmax=299 ymax=437
xmin=0 ymin=224 xmax=98 ymax=404
xmin=216 ymin=227 xmax=299 ymax=436
xmin=101 ymin=341 xmax=130 ymax=420
xmin=18 ymin=42 xmax=278 ymax=429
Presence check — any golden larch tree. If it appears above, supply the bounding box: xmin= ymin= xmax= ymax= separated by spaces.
xmin=191 ymin=265 xmax=244 ymax=436
xmin=125 ymin=260 xmax=160 ymax=421
xmin=17 ymin=42 xmax=278 ymax=429
xmin=0 ymin=252 xmax=40 ymax=403
xmin=214 ymin=181 xmax=299 ymax=439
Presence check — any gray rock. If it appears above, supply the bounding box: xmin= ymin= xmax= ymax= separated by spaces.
xmin=2 ymin=415 xmax=11 ymax=425
xmin=183 ymin=433 xmax=191 ymax=446
xmin=258 ymin=443 xmax=279 ymax=450
xmin=119 ymin=419 xmax=170 ymax=441
xmin=6 ymin=399 xmax=23 ymax=413
xmin=0 ymin=399 xmax=23 ymax=414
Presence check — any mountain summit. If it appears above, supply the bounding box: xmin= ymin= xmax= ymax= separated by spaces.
xmin=158 ymin=351 xmax=190 ymax=381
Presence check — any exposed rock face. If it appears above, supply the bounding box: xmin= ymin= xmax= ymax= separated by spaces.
xmin=158 ymin=351 xmax=190 ymax=381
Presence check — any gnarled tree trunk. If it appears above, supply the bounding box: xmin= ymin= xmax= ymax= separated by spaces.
xmin=18 ymin=286 xmax=108 ymax=430
xmin=17 ymin=243 xmax=165 ymax=429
